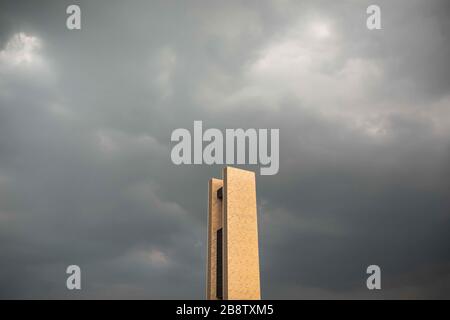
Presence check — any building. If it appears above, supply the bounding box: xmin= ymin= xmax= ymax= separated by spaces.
xmin=206 ymin=167 xmax=261 ymax=300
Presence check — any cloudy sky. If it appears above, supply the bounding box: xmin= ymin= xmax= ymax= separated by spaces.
xmin=0 ymin=0 xmax=449 ymax=299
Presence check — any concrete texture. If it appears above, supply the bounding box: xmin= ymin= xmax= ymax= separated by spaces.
xmin=207 ymin=167 xmax=261 ymax=300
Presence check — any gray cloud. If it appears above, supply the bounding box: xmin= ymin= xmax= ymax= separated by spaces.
xmin=0 ymin=0 xmax=449 ymax=299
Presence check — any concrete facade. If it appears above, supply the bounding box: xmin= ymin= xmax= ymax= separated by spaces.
xmin=207 ymin=167 xmax=261 ymax=300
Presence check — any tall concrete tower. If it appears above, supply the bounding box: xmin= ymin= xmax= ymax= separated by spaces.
xmin=206 ymin=167 xmax=261 ymax=300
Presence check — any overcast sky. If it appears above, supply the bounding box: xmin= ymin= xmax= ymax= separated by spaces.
xmin=0 ymin=0 xmax=449 ymax=299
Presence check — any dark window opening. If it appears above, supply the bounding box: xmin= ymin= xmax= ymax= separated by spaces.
xmin=217 ymin=187 xmax=223 ymax=200
xmin=216 ymin=228 xmax=223 ymax=299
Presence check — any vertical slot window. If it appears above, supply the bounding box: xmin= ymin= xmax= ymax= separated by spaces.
xmin=216 ymin=228 xmax=223 ymax=299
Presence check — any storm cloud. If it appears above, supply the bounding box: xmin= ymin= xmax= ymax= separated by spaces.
xmin=0 ymin=0 xmax=449 ymax=299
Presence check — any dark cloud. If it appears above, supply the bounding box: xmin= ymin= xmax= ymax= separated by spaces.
xmin=0 ymin=0 xmax=449 ymax=299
